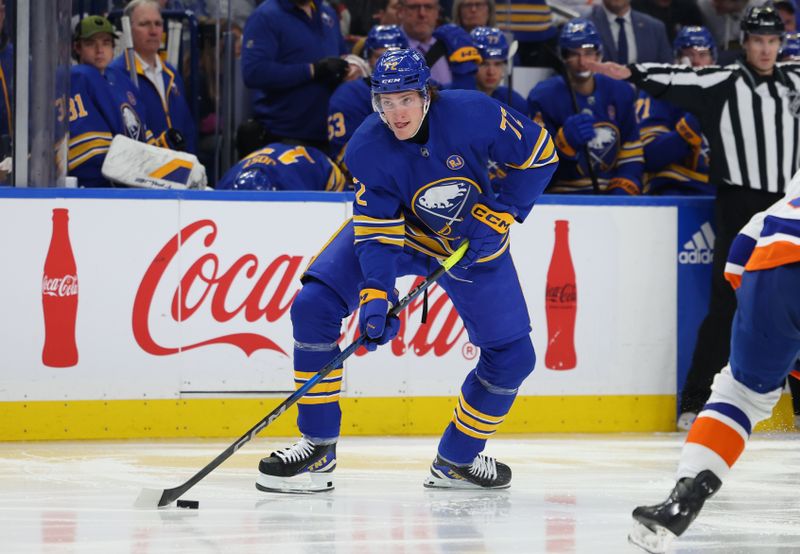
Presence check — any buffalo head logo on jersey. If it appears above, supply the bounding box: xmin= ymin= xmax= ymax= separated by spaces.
xmin=585 ymin=122 xmax=620 ymax=173
xmin=120 ymin=104 xmax=143 ymax=141
xmin=412 ymin=178 xmax=481 ymax=236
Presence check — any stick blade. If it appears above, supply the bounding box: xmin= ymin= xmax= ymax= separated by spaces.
xmin=134 ymin=487 xmax=167 ymax=509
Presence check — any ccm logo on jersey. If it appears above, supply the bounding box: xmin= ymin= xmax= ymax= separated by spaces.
xmin=471 ymin=203 xmax=514 ymax=234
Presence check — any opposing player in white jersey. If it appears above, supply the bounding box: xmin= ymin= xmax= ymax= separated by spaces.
xmin=628 ymin=173 xmax=800 ymax=553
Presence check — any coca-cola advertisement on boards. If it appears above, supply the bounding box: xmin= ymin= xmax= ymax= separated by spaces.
xmin=545 ymin=219 xmax=577 ymax=370
xmin=42 ymin=208 xmax=79 ymax=368
xmin=0 ymin=196 xmax=678 ymax=404
xmin=131 ymin=218 xmax=468 ymax=362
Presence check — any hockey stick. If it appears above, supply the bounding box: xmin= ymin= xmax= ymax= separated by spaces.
xmin=506 ymin=39 xmax=519 ymax=106
xmin=134 ymin=240 xmax=469 ymax=508
xmin=121 ymin=16 xmax=139 ymax=89
xmin=550 ymin=49 xmax=600 ymax=194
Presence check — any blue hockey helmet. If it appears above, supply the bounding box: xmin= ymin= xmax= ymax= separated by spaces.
xmin=673 ymin=26 xmax=716 ymax=62
xmin=781 ymin=32 xmax=800 ymax=59
xmin=370 ymin=48 xmax=432 ymax=129
xmin=364 ymin=25 xmax=409 ymax=59
xmin=470 ymin=26 xmax=509 ymax=60
xmin=558 ymin=18 xmax=602 ymax=54
xmin=230 ymin=168 xmax=273 ymax=191
xmin=370 ymin=48 xmax=431 ymax=94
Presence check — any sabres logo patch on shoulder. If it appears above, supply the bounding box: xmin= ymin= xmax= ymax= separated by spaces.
xmin=446 ymin=155 xmax=464 ymax=170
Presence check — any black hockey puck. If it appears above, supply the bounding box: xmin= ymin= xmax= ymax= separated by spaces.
xmin=176 ymin=499 xmax=199 ymax=509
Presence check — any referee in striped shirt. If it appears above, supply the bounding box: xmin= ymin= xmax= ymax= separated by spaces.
xmin=590 ymin=4 xmax=798 ymax=426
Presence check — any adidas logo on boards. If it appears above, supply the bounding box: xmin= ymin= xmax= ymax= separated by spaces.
xmin=679 ymin=222 xmax=715 ymax=264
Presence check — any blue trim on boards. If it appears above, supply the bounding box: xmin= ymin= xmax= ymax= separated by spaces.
xmin=0 ymin=187 xmax=714 ymax=207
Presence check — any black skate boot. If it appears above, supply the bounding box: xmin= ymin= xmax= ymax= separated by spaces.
xmin=423 ymin=454 xmax=511 ymax=489
xmin=628 ymin=470 xmax=722 ymax=553
xmin=256 ymin=437 xmax=336 ymax=493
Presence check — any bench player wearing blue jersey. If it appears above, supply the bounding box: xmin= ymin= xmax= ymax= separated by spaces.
xmin=470 ymin=26 xmax=529 ymax=115
xmin=328 ymin=25 xmax=408 ymax=171
xmin=216 ymin=142 xmax=346 ymax=191
xmin=256 ymin=49 xmax=558 ymax=492
xmin=635 ymin=26 xmax=714 ymax=195
xmin=527 ymin=19 xmax=644 ymax=194
xmin=68 ymin=15 xmax=156 ymax=188
xmin=628 ymin=173 xmax=800 ymax=554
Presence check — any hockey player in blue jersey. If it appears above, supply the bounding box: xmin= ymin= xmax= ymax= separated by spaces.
xmin=68 ymin=15 xmax=156 ymax=188
xmin=328 ymin=25 xmax=408 ymax=170
xmin=635 ymin=26 xmax=714 ymax=195
xmin=256 ymin=49 xmax=558 ymax=492
xmin=470 ymin=26 xmax=529 ymax=115
xmin=216 ymin=142 xmax=346 ymax=191
xmin=527 ymin=18 xmax=644 ymax=194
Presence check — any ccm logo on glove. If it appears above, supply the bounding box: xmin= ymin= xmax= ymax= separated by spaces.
xmin=471 ymin=203 xmax=515 ymax=234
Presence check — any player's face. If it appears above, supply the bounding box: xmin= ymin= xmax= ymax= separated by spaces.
xmin=564 ymin=47 xmax=600 ymax=81
xmin=458 ymin=0 xmax=490 ymax=32
xmin=131 ymin=3 xmax=164 ymax=61
xmin=476 ymin=59 xmax=506 ymax=93
xmin=76 ymin=34 xmax=115 ymax=71
xmin=744 ymin=33 xmax=782 ymax=75
xmin=378 ymin=90 xmax=425 ymax=140
xmin=399 ymin=0 xmax=439 ymax=42
xmin=679 ymin=47 xmax=714 ymax=68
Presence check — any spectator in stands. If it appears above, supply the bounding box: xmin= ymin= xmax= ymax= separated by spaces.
xmin=0 ymin=0 xmax=12 ymax=182
xmin=631 ymin=0 xmax=705 ymax=42
xmin=495 ymin=0 xmax=558 ymax=69
xmin=452 ymin=0 xmax=495 ymax=33
xmin=636 ymin=26 xmax=715 ymax=195
xmin=775 ymin=0 xmax=798 ymax=32
xmin=589 ymin=0 xmax=672 ymax=63
xmin=781 ymin=31 xmax=800 ymax=59
xmin=110 ymin=0 xmax=197 ymax=153
xmin=328 ymin=25 xmax=408 ymax=172
xmin=217 ymin=143 xmax=346 ymax=191
xmin=399 ymin=0 xmax=482 ymax=88
xmin=527 ymin=18 xmax=644 ymax=194
xmin=240 ymin=0 xmax=351 ymax=155
xmin=471 ymin=26 xmax=528 ymax=114
xmin=697 ymin=0 xmax=750 ymax=63
xmin=68 ymin=15 xmax=155 ymax=187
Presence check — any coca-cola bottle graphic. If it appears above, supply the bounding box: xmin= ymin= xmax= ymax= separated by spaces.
xmin=545 ymin=220 xmax=577 ymax=370
xmin=42 ymin=208 xmax=79 ymax=367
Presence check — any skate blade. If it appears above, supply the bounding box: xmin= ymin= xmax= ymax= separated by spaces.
xmin=423 ymin=474 xmax=510 ymax=490
xmin=256 ymin=471 xmax=334 ymax=494
xmin=628 ymin=519 xmax=676 ymax=554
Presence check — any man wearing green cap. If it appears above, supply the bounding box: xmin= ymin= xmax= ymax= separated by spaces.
xmin=68 ymin=15 xmax=156 ymax=187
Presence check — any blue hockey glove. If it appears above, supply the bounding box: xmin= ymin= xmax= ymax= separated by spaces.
xmin=456 ymin=197 xmax=517 ymax=268
xmin=559 ymin=113 xmax=596 ymax=153
xmin=358 ymin=280 xmax=401 ymax=352
xmin=676 ymin=112 xmax=702 ymax=147
xmin=433 ymin=24 xmax=482 ymax=71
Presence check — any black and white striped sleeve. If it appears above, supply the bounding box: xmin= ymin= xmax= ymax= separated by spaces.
xmin=627 ymin=63 xmax=735 ymax=115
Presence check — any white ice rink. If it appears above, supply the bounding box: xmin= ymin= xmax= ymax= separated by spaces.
xmin=2 ymin=434 xmax=800 ymax=553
